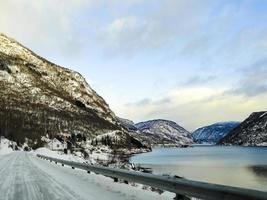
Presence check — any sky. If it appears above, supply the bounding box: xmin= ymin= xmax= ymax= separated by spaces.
xmin=0 ymin=0 xmax=267 ymax=131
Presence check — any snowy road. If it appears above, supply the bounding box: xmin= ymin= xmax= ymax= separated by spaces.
xmin=0 ymin=152 xmax=171 ymax=200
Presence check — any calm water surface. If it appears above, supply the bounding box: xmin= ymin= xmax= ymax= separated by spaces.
xmin=130 ymin=146 xmax=267 ymax=191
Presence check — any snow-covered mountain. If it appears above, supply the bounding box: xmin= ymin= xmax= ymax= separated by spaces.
xmin=134 ymin=119 xmax=193 ymax=147
xmin=116 ymin=117 xmax=137 ymax=131
xmin=219 ymin=111 xmax=267 ymax=146
xmin=0 ymin=33 xmax=145 ymax=150
xmin=192 ymin=122 xmax=240 ymax=144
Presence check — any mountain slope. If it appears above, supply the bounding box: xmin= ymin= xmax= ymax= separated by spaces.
xmin=134 ymin=119 xmax=193 ymax=147
xmin=0 ymin=33 xmax=127 ymax=146
xmin=219 ymin=111 xmax=267 ymax=146
xmin=117 ymin=117 xmax=137 ymax=131
xmin=192 ymin=122 xmax=240 ymax=144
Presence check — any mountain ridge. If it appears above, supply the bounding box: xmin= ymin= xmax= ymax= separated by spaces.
xmin=219 ymin=111 xmax=267 ymax=146
xmin=133 ymin=119 xmax=193 ymax=147
xmin=192 ymin=121 xmax=240 ymax=144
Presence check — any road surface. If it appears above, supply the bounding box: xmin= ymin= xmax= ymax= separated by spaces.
xmin=0 ymin=152 xmax=171 ymax=200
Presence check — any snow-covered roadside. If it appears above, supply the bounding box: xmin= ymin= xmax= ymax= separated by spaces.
xmin=0 ymin=138 xmax=15 ymax=155
xmin=33 ymin=147 xmax=85 ymax=163
xmin=32 ymin=147 xmax=178 ymax=199
xmin=30 ymin=152 xmax=175 ymax=199
xmin=33 ymin=147 xmax=111 ymax=165
xmin=0 ymin=151 xmax=175 ymax=200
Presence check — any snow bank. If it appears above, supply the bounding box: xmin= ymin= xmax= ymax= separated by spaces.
xmin=89 ymin=146 xmax=111 ymax=162
xmin=256 ymin=142 xmax=267 ymax=146
xmin=28 ymin=152 xmax=176 ymax=200
xmin=34 ymin=147 xmax=85 ymax=163
xmin=0 ymin=138 xmax=14 ymax=155
xmin=33 ymin=148 xmax=185 ymax=199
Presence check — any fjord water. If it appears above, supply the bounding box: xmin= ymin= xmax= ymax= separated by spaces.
xmin=130 ymin=146 xmax=267 ymax=191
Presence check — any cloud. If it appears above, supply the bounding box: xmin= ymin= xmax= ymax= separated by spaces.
xmin=95 ymin=0 xmax=267 ymax=61
xmin=98 ymin=15 xmax=178 ymax=57
xmin=226 ymin=59 xmax=267 ymax=97
xmin=0 ymin=0 xmax=92 ymax=57
xmin=98 ymin=16 xmax=156 ymax=56
xmin=118 ymin=58 xmax=267 ymax=130
xmin=126 ymin=98 xmax=170 ymax=107
xmin=118 ymin=85 xmax=267 ymax=131
xmin=97 ymin=0 xmax=214 ymax=57
xmin=1 ymin=0 xmax=213 ymax=58
xmin=183 ymin=75 xmax=217 ymax=86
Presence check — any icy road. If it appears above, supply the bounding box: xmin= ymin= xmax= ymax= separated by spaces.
xmin=0 ymin=152 xmax=171 ymax=200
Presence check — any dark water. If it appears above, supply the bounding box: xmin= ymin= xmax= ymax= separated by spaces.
xmin=130 ymin=146 xmax=267 ymax=191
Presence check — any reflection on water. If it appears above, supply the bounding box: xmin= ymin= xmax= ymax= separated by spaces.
xmin=130 ymin=146 xmax=267 ymax=191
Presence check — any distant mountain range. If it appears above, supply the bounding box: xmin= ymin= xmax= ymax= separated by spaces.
xmin=219 ymin=111 xmax=267 ymax=146
xmin=119 ymin=119 xmax=193 ymax=147
xmin=123 ymin=113 xmax=267 ymax=147
xmin=192 ymin=122 xmax=240 ymax=144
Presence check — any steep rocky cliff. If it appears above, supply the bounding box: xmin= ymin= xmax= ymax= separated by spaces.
xmin=0 ymin=33 xmax=126 ymax=146
xmin=219 ymin=111 xmax=267 ymax=146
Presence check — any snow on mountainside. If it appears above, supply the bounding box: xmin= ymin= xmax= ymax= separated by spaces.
xmin=192 ymin=122 xmax=240 ymax=144
xmin=116 ymin=117 xmax=137 ymax=131
xmin=219 ymin=111 xmax=267 ymax=146
xmin=90 ymin=130 xmax=149 ymax=153
xmin=134 ymin=119 xmax=193 ymax=147
xmin=0 ymin=33 xmax=143 ymax=149
xmin=34 ymin=147 xmax=85 ymax=163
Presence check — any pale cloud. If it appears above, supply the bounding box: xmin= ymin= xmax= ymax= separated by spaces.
xmin=96 ymin=0 xmax=267 ymax=61
xmin=227 ymin=59 xmax=267 ymax=97
xmin=99 ymin=16 xmax=152 ymax=54
xmin=118 ymin=86 xmax=267 ymax=131
xmin=98 ymin=15 xmax=174 ymax=57
xmin=126 ymin=98 xmax=170 ymax=107
xmin=118 ymin=57 xmax=267 ymax=130
xmin=98 ymin=0 xmax=214 ymax=57
xmin=0 ymin=0 xmax=92 ymax=57
xmin=183 ymin=75 xmax=217 ymax=86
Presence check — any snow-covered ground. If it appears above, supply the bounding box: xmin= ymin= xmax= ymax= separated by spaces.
xmin=0 ymin=138 xmax=14 ymax=155
xmin=0 ymin=151 xmax=174 ymax=200
xmin=34 ymin=147 xmax=110 ymax=165
xmin=0 ymin=140 xmax=176 ymax=199
xmin=34 ymin=147 xmax=85 ymax=163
